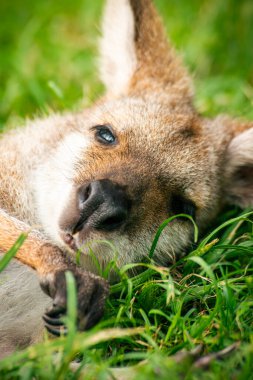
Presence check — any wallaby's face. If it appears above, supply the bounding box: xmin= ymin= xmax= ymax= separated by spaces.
xmin=35 ymin=0 xmax=253 ymax=269
xmin=38 ymin=100 xmax=223 ymax=267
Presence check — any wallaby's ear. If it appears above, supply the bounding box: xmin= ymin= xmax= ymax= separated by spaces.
xmin=224 ymin=127 xmax=253 ymax=208
xmin=100 ymin=0 xmax=193 ymax=104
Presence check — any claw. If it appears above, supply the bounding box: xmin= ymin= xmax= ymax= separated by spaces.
xmin=43 ymin=313 xmax=64 ymax=326
xmin=44 ymin=323 xmax=68 ymax=337
xmin=45 ymin=305 xmax=66 ymax=318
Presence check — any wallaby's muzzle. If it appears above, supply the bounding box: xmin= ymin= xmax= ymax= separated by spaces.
xmin=76 ymin=179 xmax=131 ymax=233
xmin=59 ymin=179 xmax=131 ymax=250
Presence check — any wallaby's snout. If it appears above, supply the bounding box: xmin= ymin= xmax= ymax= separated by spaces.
xmin=60 ymin=179 xmax=131 ymax=249
xmin=77 ymin=179 xmax=131 ymax=233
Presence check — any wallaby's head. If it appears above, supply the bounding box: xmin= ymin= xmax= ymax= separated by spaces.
xmin=36 ymin=0 xmax=253 ymax=270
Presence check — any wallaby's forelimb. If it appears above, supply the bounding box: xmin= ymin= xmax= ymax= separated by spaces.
xmin=0 ymin=208 xmax=109 ymax=335
xmin=0 ymin=209 xmax=72 ymax=275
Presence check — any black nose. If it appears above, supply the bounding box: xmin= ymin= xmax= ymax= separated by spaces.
xmin=74 ymin=179 xmax=131 ymax=233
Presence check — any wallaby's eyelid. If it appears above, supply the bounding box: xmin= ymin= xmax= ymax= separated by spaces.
xmin=92 ymin=124 xmax=118 ymax=146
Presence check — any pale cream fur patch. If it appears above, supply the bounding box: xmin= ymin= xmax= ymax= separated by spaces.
xmin=100 ymin=0 xmax=137 ymax=96
xmin=33 ymin=132 xmax=92 ymax=244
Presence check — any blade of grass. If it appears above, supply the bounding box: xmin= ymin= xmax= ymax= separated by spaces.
xmin=0 ymin=233 xmax=27 ymax=272
xmin=149 ymin=214 xmax=198 ymax=259
xmin=56 ymin=271 xmax=77 ymax=379
xmin=199 ymin=212 xmax=253 ymax=249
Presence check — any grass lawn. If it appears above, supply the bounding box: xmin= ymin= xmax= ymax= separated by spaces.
xmin=0 ymin=0 xmax=253 ymax=379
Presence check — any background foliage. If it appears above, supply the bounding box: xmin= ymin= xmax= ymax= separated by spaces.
xmin=1 ymin=0 xmax=253 ymax=130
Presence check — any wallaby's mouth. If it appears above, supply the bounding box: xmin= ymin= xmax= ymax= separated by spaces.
xmin=61 ymin=232 xmax=78 ymax=251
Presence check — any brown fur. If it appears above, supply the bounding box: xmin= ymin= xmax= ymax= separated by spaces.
xmin=0 ymin=210 xmax=71 ymax=274
xmin=0 ymin=0 xmax=253 ymax=356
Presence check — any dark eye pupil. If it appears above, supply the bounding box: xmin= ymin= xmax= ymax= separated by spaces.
xmin=97 ymin=128 xmax=115 ymax=144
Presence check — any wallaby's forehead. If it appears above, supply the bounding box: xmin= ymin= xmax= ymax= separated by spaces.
xmin=84 ymin=99 xmax=201 ymax=140
xmin=74 ymin=99 xmax=214 ymax=185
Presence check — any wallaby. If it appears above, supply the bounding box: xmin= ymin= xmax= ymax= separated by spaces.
xmin=0 ymin=0 xmax=252 ymax=358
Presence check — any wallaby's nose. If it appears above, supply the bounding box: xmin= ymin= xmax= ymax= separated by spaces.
xmin=74 ymin=179 xmax=131 ymax=233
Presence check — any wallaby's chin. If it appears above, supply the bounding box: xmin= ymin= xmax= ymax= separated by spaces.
xmin=58 ymin=228 xmax=135 ymax=273
xmin=57 ymin=211 xmax=193 ymax=273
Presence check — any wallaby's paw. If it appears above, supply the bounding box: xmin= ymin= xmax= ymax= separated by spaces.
xmin=40 ymin=269 xmax=109 ymax=336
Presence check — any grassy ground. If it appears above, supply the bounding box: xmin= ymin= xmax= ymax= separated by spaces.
xmin=0 ymin=0 xmax=253 ymax=379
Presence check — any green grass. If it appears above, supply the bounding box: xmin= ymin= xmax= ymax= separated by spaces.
xmin=0 ymin=0 xmax=253 ymax=379
xmin=0 ymin=210 xmax=253 ymax=379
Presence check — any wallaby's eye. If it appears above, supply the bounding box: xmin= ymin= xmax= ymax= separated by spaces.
xmin=95 ymin=125 xmax=116 ymax=145
xmin=170 ymin=194 xmax=196 ymax=220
